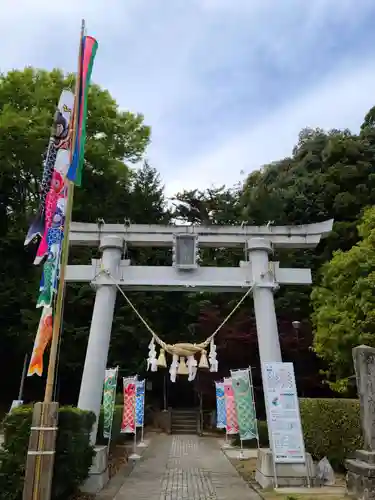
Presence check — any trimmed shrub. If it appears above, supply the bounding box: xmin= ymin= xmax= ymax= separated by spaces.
xmin=299 ymin=398 xmax=362 ymax=469
xmin=0 ymin=405 xmax=96 ymax=500
xmin=257 ymin=420 xmax=269 ymax=447
xmin=232 ymin=398 xmax=362 ymax=469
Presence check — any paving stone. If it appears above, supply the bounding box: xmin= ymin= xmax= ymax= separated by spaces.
xmin=114 ymin=435 xmax=260 ymax=500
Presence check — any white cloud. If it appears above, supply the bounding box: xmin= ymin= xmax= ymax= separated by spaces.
xmin=0 ymin=0 xmax=375 ymax=197
xmin=164 ymin=57 xmax=375 ymax=196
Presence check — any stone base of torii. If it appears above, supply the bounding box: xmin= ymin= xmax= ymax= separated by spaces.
xmin=67 ymin=219 xmax=333 ymax=492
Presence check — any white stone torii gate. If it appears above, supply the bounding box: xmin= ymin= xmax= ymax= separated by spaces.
xmin=67 ymin=219 xmax=333 ymax=443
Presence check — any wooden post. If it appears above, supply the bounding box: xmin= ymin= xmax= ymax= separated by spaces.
xmin=22 ymin=403 xmax=58 ymax=500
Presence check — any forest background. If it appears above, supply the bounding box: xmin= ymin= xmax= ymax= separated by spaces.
xmin=2 ymin=68 xmax=375 ymax=410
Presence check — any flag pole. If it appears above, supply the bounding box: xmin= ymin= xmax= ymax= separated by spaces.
xmin=44 ymin=19 xmax=85 ymax=404
xmin=107 ymin=366 xmax=119 ymax=455
xmin=23 ymin=20 xmax=86 ymax=500
xmin=18 ymin=353 xmax=28 ymax=401
xmin=138 ymin=380 xmax=146 ymax=447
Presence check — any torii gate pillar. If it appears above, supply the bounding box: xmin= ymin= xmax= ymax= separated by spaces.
xmin=247 ymin=237 xmax=282 ymax=363
xmin=77 ymin=235 xmax=123 ymax=444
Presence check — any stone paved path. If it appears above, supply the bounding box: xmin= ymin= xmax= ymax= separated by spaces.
xmin=114 ymin=435 xmax=260 ymax=500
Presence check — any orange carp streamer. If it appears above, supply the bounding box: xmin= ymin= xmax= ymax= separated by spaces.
xmin=27 ymin=307 xmax=53 ymax=377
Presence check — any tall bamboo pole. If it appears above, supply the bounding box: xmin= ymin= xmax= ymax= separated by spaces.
xmin=44 ymin=19 xmax=85 ymax=403
xmin=23 ymin=21 xmax=86 ymax=500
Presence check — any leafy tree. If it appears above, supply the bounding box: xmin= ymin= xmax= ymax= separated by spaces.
xmin=237 ymin=124 xmax=375 ymax=391
xmin=0 ymin=68 xmax=150 ymax=402
xmin=127 ymin=161 xmax=169 ymax=224
xmin=240 ymin=125 xmax=375 ymax=320
xmin=0 ymin=68 xmax=150 ymax=226
xmin=171 ymin=186 xmax=243 ymax=225
xmin=311 ymin=206 xmax=375 ymax=393
xmin=241 ymin=126 xmax=373 ymax=234
xmin=361 ymin=105 xmax=375 ymax=130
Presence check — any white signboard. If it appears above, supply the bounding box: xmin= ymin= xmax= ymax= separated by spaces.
xmin=262 ymin=362 xmax=306 ymax=463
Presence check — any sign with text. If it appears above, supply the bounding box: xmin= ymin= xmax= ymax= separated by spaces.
xmin=262 ymin=362 xmax=306 ymax=463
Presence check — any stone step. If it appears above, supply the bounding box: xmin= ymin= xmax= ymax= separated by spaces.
xmin=172 ymin=424 xmax=197 ymax=430
xmin=171 ymin=411 xmax=197 ymax=417
xmin=171 ymin=422 xmax=197 ymax=428
xmin=171 ymin=418 xmax=196 ymax=422
xmin=171 ymin=420 xmax=197 ymax=427
xmin=171 ymin=408 xmax=199 ymax=435
xmin=171 ymin=430 xmax=197 ymax=435
xmin=171 ymin=415 xmax=197 ymax=422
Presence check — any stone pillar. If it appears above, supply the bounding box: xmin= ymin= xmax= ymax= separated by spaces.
xmin=346 ymin=345 xmax=375 ymax=499
xmin=247 ymin=237 xmax=282 ymax=363
xmin=248 ymin=239 xmax=315 ymax=488
xmin=78 ymin=235 xmax=123 ymax=445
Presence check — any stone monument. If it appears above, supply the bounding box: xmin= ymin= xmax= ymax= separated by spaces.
xmin=346 ymin=345 xmax=375 ymax=499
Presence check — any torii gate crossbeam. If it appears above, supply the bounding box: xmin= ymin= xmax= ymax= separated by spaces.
xmin=70 ymin=220 xmax=333 ymax=444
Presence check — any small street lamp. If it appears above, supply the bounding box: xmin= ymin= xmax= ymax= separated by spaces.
xmin=292 ymin=320 xmax=301 ymax=330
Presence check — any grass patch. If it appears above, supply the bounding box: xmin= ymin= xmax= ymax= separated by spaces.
xmin=229 ymin=455 xmax=346 ymax=500
xmin=232 ymin=457 xmax=257 ymax=482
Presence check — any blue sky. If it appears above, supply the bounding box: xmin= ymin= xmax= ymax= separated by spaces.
xmin=2 ymin=0 xmax=375 ymax=195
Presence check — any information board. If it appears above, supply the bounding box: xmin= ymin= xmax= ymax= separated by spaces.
xmin=262 ymin=362 xmax=306 ymax=463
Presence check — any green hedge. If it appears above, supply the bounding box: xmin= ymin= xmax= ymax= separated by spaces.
xmin=97 ymin=404 xmax=124 ymax=445
xmin=299 ymin=398 xmax=362 ymax=469
xmin=234 ymin=398 xmax=362 ymax=469
xmin=0 ymin=406 xmax=96 ymax=500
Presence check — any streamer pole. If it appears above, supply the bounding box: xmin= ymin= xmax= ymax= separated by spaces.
xmin=44 ymin=20 xmax=84 ymax=403
xmin=23 ymin=20 xmax=85 ymax=500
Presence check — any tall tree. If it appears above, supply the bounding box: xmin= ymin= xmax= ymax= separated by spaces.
xmin=171 ymin=186 xmax=242 ymax=225
xmin=240 ymin=126 xmax=375 ymax=317
xmin=311 ymin=206 xmax=375 ymax=393
xmin=238 ymin=124 xmax=375 ymax=391
xmin=128 ymin=161 xmax=169 ymax=224
xmin=0 ymin=68 xmax=150 ymax=403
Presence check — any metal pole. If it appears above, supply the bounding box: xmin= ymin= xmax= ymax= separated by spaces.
xmin=273 ymin=459 xmax=278 ymax=489
xmin=249 ymin=367 xmax=260 ymax=449
xmin=106 ymin=367 xmax=119 ymax=455
xmin=18 ymin=354 xmax=28 ymax=401
xmin=163 ymin=372 xmax=167 ymax=411
xmin=128 ymin=388 xmax=140 ymax=460
xmin=222 ymin=429 xmax=231 ymax=449
xmin=138 ymin=381 xmax=147 ymax=448
xmin=305 ymin=453 xmax=311 ymax=488
xmin=239 ymin=439 xmax=245 ymax=460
